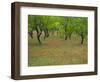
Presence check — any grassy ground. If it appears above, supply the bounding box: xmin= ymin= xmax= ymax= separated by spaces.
xmin=28 ymin=33 xmax=88 ymax=66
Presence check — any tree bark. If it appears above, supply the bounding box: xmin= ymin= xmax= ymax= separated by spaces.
xmin=65 ymin=35 xmax=68 ymax=40
xmin=37 ymin=32 xmax=42 ymax=44
xmin=36 ymin=26 xmax=42 ymax=44
xmin=64 ymin=27 xmax=68 ymax=40
xmin=81 ymin=35 xmax=84 ymax=44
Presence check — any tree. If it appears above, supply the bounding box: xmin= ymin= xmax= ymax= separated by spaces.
xmin=28 ymin=15 xmax=50 ymax=44
xmin=42 ymin=16 xmax=50 ymax=39
xmin=75 ymin=17 xmax=88 ymax=44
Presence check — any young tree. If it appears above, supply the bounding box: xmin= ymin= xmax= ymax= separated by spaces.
xmin=42 ymin=16 xmax=50 ymax=39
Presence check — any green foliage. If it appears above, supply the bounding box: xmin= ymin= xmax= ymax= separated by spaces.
xmin=28 ymin=15 xmax=88 ymax=44
xmin=74 ymin=17 xmax=88 ymax=36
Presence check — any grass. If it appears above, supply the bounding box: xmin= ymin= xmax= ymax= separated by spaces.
xmin=28 ymin=33 xmax=88 ymax=66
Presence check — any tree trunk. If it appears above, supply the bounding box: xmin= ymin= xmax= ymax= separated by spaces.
xmin=64 ymin=27 xmax=68 ymax=40
xmin=44 ymin=28 xmax=49 ymax=40
xmin=81 ymin=35 xmax=84 ymax=44
xmin=36 ymin=26 xmax=42 ymax=44
xmin=65 ymin=35 xmax=68 ymax=40
xmin=28 ymin=26 xmax=34 ymax=39
xmin=37 ymin=32 xmax=42 ymax=44
xmin=28 ymin=31 xmax=33 ymax=39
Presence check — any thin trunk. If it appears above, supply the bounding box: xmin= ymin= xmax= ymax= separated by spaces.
xmin=37 ymin=32 xmax=42 ymax=44
xmin=65 ymin=35 xmax=68 ymax=40
xmin=64 ymin=27 xmax=67 ymax=40
xmin=29 ymin=26 xmax=34 ymax=39
xmin=36 ymin=26 xmax=42 ymax=44
xmin=81 ymin=35 xmax=84 ymax=44
xmin=44 ymin=31 xmax=46 ymax=40
xmin=44 ymin=28 xmax=49 ymax=40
